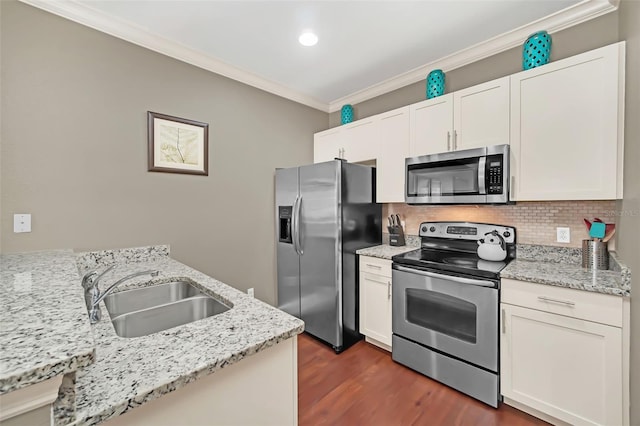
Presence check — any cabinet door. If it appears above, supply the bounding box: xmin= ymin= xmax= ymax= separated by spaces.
xmin=313 ymin=127 xmax=343 ymax=163
xmin=376 ymin=107 xmax=410 ymax=203
xmin=341 ymin=117 xmax=377 ymax=163
xmin=359 ymin=272 xmax=392 ymax=347
xmin=453 ymin=76 xmax=510 ymax=151
xmin=410 ymin=94 xmax=453 ymax=156
xmin=501 ymin=303 xmax=622 ymax=426
xmin=510 ymin=42 xmax=624 ymax=201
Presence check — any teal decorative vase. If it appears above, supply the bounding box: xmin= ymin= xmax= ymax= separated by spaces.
xmin=341 ymin=104 xmax=354 ymax=125
xmin=426 ymin=69 xmax=445 ymax=99
xmin=523 ymin=30 xmax=552 ymax=70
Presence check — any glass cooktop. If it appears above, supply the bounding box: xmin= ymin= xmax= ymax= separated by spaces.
xmin=391 ymin=248 xmax=509 ymax=280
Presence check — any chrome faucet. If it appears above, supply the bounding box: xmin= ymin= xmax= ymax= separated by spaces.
xmin=86 ymin=269 xmax=159 ymax=324
xmin=82 ymin=265 xmax=117 ymax=311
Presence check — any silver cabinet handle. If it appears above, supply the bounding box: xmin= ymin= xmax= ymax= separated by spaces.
xmin=447 ymin=131 xmax=451 ymax=151
xmin=366 ymin=263 xmax=382 ymax=269
xmin=537 ymin=296 xmax=575 ymax=306
xmin=501 ymin=308 xmax=506 ymax=334
xmin=453 ymin=130 xmax=458 ymax=150
xmin=365 ymin=275 xmax=389 ymax=285
xmin=387 ymin=281 xmax=391 ymax=299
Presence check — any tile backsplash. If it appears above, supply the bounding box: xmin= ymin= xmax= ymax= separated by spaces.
xmin=384 ymin=201 xmax=617 ymax=248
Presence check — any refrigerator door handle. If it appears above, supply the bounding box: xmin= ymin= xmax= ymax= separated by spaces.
xmin=295 ymin=196 xmax=304 ymax=255
xmin=292 ymin=195 xmax=300 ymax=255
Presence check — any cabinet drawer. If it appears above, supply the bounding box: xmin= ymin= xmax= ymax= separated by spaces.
xmin=501 ymin=278 xmax=622 ymax=327
xmin=359 ymin=256 xmax=392 ymax=278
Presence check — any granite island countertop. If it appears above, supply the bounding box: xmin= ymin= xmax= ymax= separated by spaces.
xmin=1 ymin=246 xmax=304 ymax=426
xmin=72 ymin=248 xmax=304 ymax=426
xmin=0 ymin=250 xmax=95 ymax=394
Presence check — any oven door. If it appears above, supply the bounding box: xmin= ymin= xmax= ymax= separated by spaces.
xmin=392 ymin=264 xmax=498 ymax=372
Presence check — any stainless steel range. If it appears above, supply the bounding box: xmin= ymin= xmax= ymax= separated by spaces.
xmin=391 ymin=221 xmax=516 ymax=407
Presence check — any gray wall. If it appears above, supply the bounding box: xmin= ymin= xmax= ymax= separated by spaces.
xmin=0 ymin=1 xmax=328 ymax=305
xmin=330 ymin=11 xmax=619 ymax=126
xmin=618 ymin=1 xmax=640 ymax=425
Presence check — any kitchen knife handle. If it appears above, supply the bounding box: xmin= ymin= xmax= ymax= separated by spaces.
xmin=447 ymin=131 xmax=451 ymax=151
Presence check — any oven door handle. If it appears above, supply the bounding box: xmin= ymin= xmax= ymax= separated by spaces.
xmin=393 ymin=264 xmax=497 ymax=288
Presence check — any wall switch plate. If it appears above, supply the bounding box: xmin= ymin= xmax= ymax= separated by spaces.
xmin=14 ymin=214 xmax=31 ymax=233
xmin=556 ymin=227 xmax=570 ymax=243
xmin=247 ymin=288 xmax=254 ymax=298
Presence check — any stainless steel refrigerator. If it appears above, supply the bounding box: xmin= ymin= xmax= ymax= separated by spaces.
xmin=276 ymin=160 xmax=381 ymax=352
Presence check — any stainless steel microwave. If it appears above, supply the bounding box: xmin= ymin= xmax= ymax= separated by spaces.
xmin=405 ymin=144 xmax=510 ymax=204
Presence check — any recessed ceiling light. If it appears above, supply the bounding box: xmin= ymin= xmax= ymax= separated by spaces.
xmin=299 ymin=31 xmax=318 ymax=47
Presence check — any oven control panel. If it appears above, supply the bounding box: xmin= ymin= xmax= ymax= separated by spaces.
xmin=419 ymin=221 xmax=516 ymax=244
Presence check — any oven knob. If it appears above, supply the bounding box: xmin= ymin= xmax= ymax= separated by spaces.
xmin=421 ymin=226 xmax=427 ymax=233
xmin=429 ymin=226 xmax=436 ymax=232
xmin=503 ymin=231 xmax=511 ymax=238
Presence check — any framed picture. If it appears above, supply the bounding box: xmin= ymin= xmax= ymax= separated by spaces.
xmin=148 ymin=111 xmax=209 ymax=175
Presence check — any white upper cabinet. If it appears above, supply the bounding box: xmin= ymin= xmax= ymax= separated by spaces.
xmin=410 ymin=76 xmax=510 ymax=157
xmin=313 ymin=127 xmax=343 ymax=163
xmin=314 ymin=117 xmax=377 ymax=164
xmin=510 ymin=42 xmax=625 ymax=201
xmin=410 ymin=94 xmax=453 ymax=156
xmin=453 ymin=77 xmax=510 ymax=151
xmin=341 ymin=117 xmax=378 ymax=163
xmin=376 ymin=107 xmax=410 ymax=203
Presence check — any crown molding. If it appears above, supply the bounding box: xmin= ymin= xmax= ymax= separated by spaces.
xmin=327 ymin=0 xmax=619 ymax=113
xmin=19 ymin=0 xmax=618 ymax=115
xmin=18 ymin=0 xmax=330 ymax=112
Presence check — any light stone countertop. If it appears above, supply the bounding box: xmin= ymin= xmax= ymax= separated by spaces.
xmin=355 ymin=241 xmax=630 ymax=297
xmin=71 ymin=250 xmax=304 ymax=426
xmin=1 ymin=246 xmax=304 ymax=426
xmin=500 ymin=253 xmax=630 ymax=297
xmin=0 ymin=250 xmax=95 ymax=394
xmin=356 ymin=236 xmax=420 ymax=260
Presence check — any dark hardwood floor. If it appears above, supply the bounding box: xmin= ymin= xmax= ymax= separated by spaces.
xmin=298 ymin=333 xmax=548 ymax=426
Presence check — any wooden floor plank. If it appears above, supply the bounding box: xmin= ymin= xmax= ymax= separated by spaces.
xmin=298 ymin=333 xmax=549 ymax=426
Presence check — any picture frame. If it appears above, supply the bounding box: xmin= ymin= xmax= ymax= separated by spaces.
xmin=147 ymin=111 xmax=209 ymax=175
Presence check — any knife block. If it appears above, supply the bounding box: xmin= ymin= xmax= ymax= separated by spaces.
xmin=388 ymin=226 xmax=406 ymax=247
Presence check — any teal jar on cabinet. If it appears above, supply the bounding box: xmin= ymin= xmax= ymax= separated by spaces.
xmin=523 ymin=30 xmax=552 ymax=70
xmin=426 ymin=69 xmax=445 ymax=99
xmin=341 ymin=104 xmax=354 ymax=125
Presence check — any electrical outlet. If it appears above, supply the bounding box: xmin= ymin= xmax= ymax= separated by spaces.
xmin=247 ymin=288 xmax=254 ymax=298
xmin=556 ymin=227 xmax=571 ymax=243
xmin=14 ymin=214 xmax=31 ymax=233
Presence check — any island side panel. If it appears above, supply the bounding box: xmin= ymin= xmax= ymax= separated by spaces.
xmin=102 ymin=336 xmax=298 ymax=426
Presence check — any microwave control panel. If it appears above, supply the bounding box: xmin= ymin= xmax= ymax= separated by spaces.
xmin=486 ymin=154 xmax=504 ymax=194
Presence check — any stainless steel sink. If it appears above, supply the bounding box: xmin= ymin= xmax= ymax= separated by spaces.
xmin=103 ymin=280 xmax=231 ymax=338
xmin=104 ymin=280 xmax=205 ymax=317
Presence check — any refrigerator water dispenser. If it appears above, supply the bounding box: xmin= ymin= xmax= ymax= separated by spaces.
xmin=278 ymin=206 xmax=293 ymax=243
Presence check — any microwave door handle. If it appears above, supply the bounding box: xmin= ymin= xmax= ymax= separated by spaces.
xmin=478 ymin=156 xmax=487 ymax=195
xmin=393 ymin=264 xmax=497 ymax=288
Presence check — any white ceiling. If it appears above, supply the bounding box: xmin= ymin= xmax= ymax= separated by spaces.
xmin=25 ymin=0 xmax=614 ymax=111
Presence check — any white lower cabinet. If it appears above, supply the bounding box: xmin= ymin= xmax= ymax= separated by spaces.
xmin=500 ymin=279 xmax=625 ymax=426
xmin=359 ymin=256 xmax=392 ymax=350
